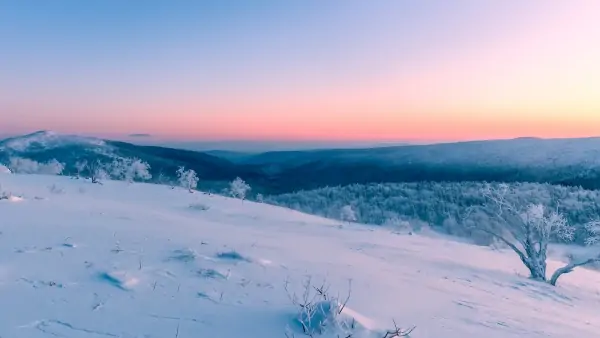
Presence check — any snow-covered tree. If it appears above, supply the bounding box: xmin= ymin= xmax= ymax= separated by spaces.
xmin=176 ymin=166 xmax=199 ymax=192
xmin=340 ymin=205 xmax=357 ymax=223
xmin=128 ymin=159 xmax=152 ymax=181
xmin=8 ymin=157 xmax=64 ymax=175
xmin=88 ymin=161 xmax=110 ymax=184
xmin=108 ymin=158 xmax=151 ymax=182
xmin=39 ymin=159 xmax=65 ymax=175
xmin=109 ymin=158 xmax=127 ymax=180
xmin=9 ymin=157 xmax=40 ymax=174
xmin=470 ymin=183 xmax=600 ymax=285
xmin=75 ymin=160 xmax=88 ymax=178
xmin=256 ymin=193 xmax=264 ymax=203
xmin=229 ymin=177 xmax=251 ymax=200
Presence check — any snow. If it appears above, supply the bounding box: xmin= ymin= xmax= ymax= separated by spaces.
xmin=1 ymin=174 xmax=599 ymax=337
xmin=0 ymin=164 xmax=10 ymax=174
xmin=0 ymin=130 xmax=105 ymax=152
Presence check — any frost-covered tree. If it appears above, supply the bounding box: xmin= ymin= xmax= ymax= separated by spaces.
xmin=176 ymin=166 xmax=199 ymax=192
xmin=230 ymin=177 xmax=251 ymax=200
xmin=470 ymin=183 xmax=600 ymax=285
xmin=340 ymin=205 xmax=357 ymax=223
xmin=88 ymin=161 xmax=110 ymax=184
xmin=8 ymin=157 xmax=64 ymax=175
xmin=8 ymin=157 xmax=38 ymax=173
xmin=128 ymin=159 xmax=152 ymax=181
xmin=547 ymin=220 xmax=600 ymax=285
xmin=109 ymin=158 xmax=127 ymax=180
xmin=40 ymin=159 xmax=65 ymax=175
xmin=108 ymin=158 xmax=151 ymax=182
xmin=75 ymin=160 xmax=88 ymax=178
xmin=256 ymin=193 xmax=264 ymax=203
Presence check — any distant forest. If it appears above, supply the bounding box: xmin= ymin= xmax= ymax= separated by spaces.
xmin=265 ymin=182 xmax=600 ymax=246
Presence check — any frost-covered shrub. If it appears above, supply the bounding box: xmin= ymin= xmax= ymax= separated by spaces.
xmin=8 ymin=157 xmax=64 ymax=175
xmin=110 ymin=158 xmax=152 ymax=182
xmin=340 ymin=205 xmax=357 ymax=223
xmin=176 ymin=166 xmax=199 ymax=192
xmin=230 ymin=177 xmax=251 ymax=200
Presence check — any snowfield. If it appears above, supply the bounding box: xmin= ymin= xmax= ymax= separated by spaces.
xmin=1 ymin=175 xmax=600 ymax=337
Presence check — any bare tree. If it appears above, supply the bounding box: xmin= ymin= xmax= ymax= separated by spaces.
xmin=467 ymin=183 xmax=600 ymax=285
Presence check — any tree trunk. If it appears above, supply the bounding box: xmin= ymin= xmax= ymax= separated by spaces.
xmin=524 ymin=259 xmax=547 ymax=282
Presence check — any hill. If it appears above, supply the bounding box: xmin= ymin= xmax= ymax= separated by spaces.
xmin=0 ymin=131 xmax=266 ymax=192
xmin=0 ymin=174 xmax=599 ymax=337
xmin=243 ymin=137 xmax=600 ymax=193
xmin=4 ymin=132 xmax=600 ymax=194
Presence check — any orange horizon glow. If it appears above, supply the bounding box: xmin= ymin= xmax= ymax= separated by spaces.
xmin=2 ymin=1 xmax=600 ymax=142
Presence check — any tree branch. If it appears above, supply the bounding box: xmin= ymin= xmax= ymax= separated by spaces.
xmin=549 ymin=255 xmax=600 ymax=286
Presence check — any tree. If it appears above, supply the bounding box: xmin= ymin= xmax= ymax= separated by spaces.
xmin=230 ymin=177 xmax=251 ymax=200
xmin=75 ymin=160 xmax=88 ymax=178
xmin=8 ymin=157 xmax=64 ymax=175
xmin=88 ymin=160 xmax=110 ymax=184
xmin=108 ymin=158 xmax=152 ymax=182
xmin=468 ymin=183 xmax=600 ymax=285
xmin=340 ymin=205 xmax=357 ymax=223
xmin=8 ymin=157 xmax=39 ymax=173
xmin=548 ymin=220 xmax=600 ymax=285
xmin=256 ymin=193 xmax=264 ymax=203
xmin=176 ymin=166 xmax=199 ymax=192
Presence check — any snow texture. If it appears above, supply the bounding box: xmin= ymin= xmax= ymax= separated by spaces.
xmin=0 ymin=174 xmax=599 ymax=337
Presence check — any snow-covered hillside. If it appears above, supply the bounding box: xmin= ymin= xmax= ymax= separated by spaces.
xmin=1 ymin=175 xmax=600 ymax=337
xmin=0 ymin=130 xmax=106 ymax=152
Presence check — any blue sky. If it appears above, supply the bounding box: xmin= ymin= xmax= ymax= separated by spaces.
xmin=1 ymin=1 xmax=599 ymax=141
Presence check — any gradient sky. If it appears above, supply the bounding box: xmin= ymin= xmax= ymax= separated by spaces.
xmin=2 ymin=1 xmax=600 ymax=141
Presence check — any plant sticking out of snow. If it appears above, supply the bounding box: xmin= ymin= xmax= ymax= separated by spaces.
xmin=340 ymin=205 xmax=357 ymax=224
xmin=229 ymin=177 xmax=251 ymax=200
xmin=467 ymin=183 xmax=600 ymax=286
xmin=0 ymin=184 xmax=11 ymax=200
xmin=284 ymin=276 xmax=415 ymax=338
xmin=176 ymin=166 xmax=199 ymax=193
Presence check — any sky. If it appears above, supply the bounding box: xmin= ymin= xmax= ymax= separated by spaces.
xmin=1 ymin=1 xmax=600 ymax=142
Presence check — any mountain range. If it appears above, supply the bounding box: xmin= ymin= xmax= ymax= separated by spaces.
xmin=2 ymin=130 xmax=600 ymax=194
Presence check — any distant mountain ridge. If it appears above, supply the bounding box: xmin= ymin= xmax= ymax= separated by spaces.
xmin=2 ymin=131 xmax=600 ymax=193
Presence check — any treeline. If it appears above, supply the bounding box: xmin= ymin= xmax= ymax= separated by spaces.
xmin=265 ymin=182 xmax=600 ymax=245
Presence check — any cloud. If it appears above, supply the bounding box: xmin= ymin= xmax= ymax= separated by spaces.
xmin=128 ymin=133 xmax=152 ymax=138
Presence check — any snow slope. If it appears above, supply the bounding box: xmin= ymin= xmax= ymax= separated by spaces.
xmin=1 ymin=175 xmax=600 ymax=337
xmin=0 ymin=130 xmax=106 ymax=152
